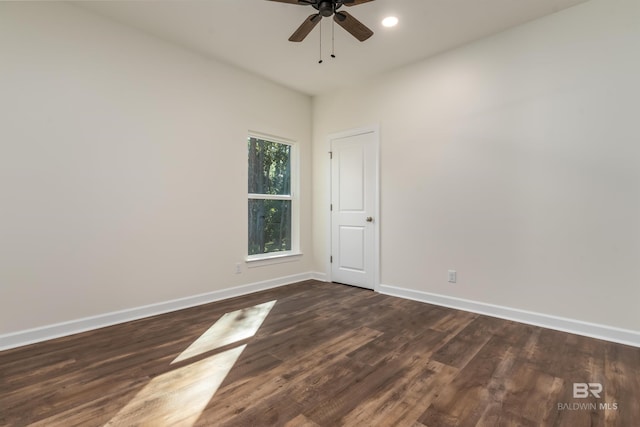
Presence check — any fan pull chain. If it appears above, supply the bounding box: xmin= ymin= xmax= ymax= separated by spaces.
xmin=331 ymin=19 xmax=336 ymax=58
xmin=318 ymin=20 xmax=323 ymax=64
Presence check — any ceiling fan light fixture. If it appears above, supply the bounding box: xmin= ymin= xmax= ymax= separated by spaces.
xmin=382 ymin=16 xmax=399 ymax=28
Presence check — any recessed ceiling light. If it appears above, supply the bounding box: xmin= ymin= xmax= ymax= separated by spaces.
xmin=382 ymin=16 xmax=399 ymax=28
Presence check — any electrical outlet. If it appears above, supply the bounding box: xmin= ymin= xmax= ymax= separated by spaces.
xmin=448 ymin=270 xmax=457 ymax=283
xmin=235 ymin=263 xmax=242 ymax=274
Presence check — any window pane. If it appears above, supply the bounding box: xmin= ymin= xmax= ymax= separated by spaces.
xmin=248 ymin=137 xmax=291 ymax=196
xmin=248 ymin=199 xmax=292 ymax=255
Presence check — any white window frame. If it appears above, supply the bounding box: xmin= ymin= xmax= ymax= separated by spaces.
xmin=246 ymin=132 xmax=301 ymax=265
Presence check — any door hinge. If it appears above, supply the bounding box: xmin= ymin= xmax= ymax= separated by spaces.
xmin=330 ymin=204 xmax=333 ymax=211
xmin=330 ymin=256 xmax=333 ymax=263
xmin=329 ymin=151 xmax=333 ymax=159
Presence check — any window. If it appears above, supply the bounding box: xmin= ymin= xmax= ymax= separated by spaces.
xmin=247 ymin=135 xmax=297 ymax=259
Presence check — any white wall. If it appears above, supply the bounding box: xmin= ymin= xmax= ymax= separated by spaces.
xmin=0 ymin=2 xmax=312 ymax=335
xmin=2 ymin=0 xmax=638 ymax=344
xmin=312 ymin=0 xmax=640 ymax=332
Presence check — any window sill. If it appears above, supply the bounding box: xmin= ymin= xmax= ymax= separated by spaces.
xmin=246 ymin=252 xmax=303 ymax=268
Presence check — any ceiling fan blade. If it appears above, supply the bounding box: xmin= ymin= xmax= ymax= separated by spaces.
xmin=343 ymin=0 xmax=375 ymax=6
xmin=267 ymin=0 xmax=312 ymax=4
xmin=334 ymin=11 xmax=373 ymax=42
xmin=289 ymin=14 xmax=322 ymax=42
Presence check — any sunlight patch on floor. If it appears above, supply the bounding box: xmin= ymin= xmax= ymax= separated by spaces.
xmin=105 ymin=300 xmax=277 ymax=425
xmin=172 ymin=300 xmax=276 ymax=364
xmin=105 ymin=345 xmax=245 ymax=426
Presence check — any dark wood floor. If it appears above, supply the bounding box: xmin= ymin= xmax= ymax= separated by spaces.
xmin=1 ymin=281 xmax=638 ymax=426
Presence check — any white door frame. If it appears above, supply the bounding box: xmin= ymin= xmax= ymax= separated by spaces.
xmin=326 ymin=125 xmax=380 ymax=291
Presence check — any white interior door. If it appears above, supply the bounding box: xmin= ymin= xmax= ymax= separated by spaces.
xmin=331 ymin=129 xmax=378 ymax=290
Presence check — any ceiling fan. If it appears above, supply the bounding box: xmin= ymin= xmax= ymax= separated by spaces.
xmin=268 ymin=0 xmax=375 ymax=42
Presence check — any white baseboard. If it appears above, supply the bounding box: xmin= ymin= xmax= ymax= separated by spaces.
xmin=0 ymin=272 xmax=317 ymax=351
xmin=379 ymin=284 xmax=640 ymax=348
xmin=6 ymin=277 xmax=636 ymax=352
xmin=310 ymin=271 xmax=328 ymax=282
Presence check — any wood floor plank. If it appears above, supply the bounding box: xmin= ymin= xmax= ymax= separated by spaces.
xmin=602 ymin=342 xmax=640 ymax=427
xmin=418 ymin=337 xmax=518 ymax=427
xmin=303 ymin=357 xmax=409 ymax=425
xmin=482 ymin=362 xmax=564 ymax=425
xmin=1 ymin=280 xmax=638 ymax=427
xmin=283 ymin=414 xmax=321 ymax=427
xmin=195 ymin=326 xmax=382 ymax=425
xmin=340 ymin=359 xmax=458 ymax=427
xmin=431 ymin=321 xmax=493 ymax=369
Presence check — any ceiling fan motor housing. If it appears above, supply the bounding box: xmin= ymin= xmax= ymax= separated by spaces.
xmin=317 ymin=1 xmax=335 ymax=17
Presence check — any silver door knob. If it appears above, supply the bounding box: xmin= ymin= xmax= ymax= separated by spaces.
xmin=366 ymin=216 xmax=374 ymax=222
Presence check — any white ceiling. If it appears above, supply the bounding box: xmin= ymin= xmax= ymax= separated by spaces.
xmin=75 ymin=0 xmax=588 ymax=96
